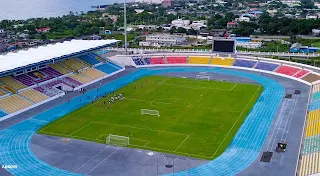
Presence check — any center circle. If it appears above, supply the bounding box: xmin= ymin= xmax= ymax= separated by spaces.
xmin=151 ymin=98 xmax=191 ymax=110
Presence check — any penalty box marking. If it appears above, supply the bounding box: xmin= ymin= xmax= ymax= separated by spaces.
xmin=41 ymin=127 xmax=212 ymax=159
xmin=61 ymin=121 xmax=193 ymax=152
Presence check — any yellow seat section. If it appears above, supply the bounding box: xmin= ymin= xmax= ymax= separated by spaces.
xmin=308 ymin=110 xmax=320 ymax=123
xmin=0 ymin=87 xmax=8 ymax=96
xmin=96 ymin=56 xmax=105 ymax=62
xmin=76 ymin=58 xmax=91 ymax=67
xmin=61 ymin=58 xmax=88 ymax=71
xmin=189 ymin=56 xmax=211 ymax=64
xmin=211 ymin=57 xmax=235 ymax=66
xmin=305 ymin=121 xmax=320 ymax=137
xmin=313 ymin=84 xmax=320 ymax=93
xmin=1 ymin=85 xmax=15 ymax=93
xmin=0 ymin=95 xmax=33 ymax=113
xmin=19 ymin=89 xmax=48 ymax=103
xmin=69 ymin=74 xmax=92 ymax=84
xmin=81 ymin=68 xmax=106 ymax=80
xmin=50 ymin=63 xmax=72 ymax=74
xmin=299 ymin=152 xmax=320 ymax=176
xmin=0 ymin=76 xmax=25 ymax=90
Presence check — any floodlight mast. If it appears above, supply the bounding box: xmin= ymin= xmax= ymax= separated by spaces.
xmin=124 ymin=0 xmax=128 ymax=55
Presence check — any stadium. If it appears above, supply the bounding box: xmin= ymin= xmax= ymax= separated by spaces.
xmin=0 ymin=39 xmax=319 ymax=176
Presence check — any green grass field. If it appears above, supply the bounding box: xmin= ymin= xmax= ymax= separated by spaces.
xmin=38 ymin=76 xmax=262 ymax=160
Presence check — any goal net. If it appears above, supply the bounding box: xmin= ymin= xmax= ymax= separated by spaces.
xmin=195 ymin=75 xmax=211 ymax=81
xmin=141 ymin=109 xmax=160 ymax=117
xmin=106 ymin=134 xmax=129 ymax=146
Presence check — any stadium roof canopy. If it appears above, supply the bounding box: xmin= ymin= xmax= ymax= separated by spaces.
xmin=0 ymin=39 xmax=119 ymax=75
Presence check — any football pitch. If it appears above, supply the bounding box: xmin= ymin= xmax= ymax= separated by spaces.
xmin=38 ymin=75 xmax=262 ymax=160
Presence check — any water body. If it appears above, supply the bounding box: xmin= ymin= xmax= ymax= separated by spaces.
xmin=0 ymin=0 xmax=133 ymax=20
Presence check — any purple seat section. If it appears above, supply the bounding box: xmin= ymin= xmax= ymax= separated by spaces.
xmin=233 ymin=59 xmax=257 ymax=68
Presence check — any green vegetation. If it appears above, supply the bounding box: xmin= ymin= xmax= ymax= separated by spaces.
xmin=38 ymin=76 xmax=262 ymax=159
xmin=296 ymin=39 xmax=320 ymax=47
xmin=237 ymin=41 xmax=289 ymax=52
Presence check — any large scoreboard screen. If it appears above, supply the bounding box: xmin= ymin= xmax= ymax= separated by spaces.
xmin=212 ymin=39 xmax=236 ymax=53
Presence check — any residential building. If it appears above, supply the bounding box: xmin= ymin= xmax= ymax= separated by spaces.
xmin=239 ymin=16 xmax=250 ymax=22
xmin=36 ymin=27 xmax=51 ymax=33
xmin=139 ymin=34 xmax=186 ymax=47
xmin=312 ymin=29 xmax=320 ymax=36
xmin=162 ymin=0 xmax=173 ymax=7
xmin=227 ymin=21 xmax=237 ymax=29
xmin=189 ymin=21 xmax=207 ymax=30
xmin=171 ymin=19 xmax=190 ymax=28
xmin=136 ymin=0 xmax=163 ymax=4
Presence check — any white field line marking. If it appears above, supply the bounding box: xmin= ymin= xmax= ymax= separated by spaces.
xmin=174 ymin=135 xmax=189 ymax=152
xmin=230 ymin=83 xmax=238 ymax=91
xmin=69 ymin=122 xmax=92 ymax=136
xmin=158 ymin=77 xmax=170 ymax=85
xmin=126 ymin=97 xmax=239 ymax=113
xmin=158 ymin=82 xmax=231 ymax=91
xmin=211 ymin=86 xmax=262 ymax=158
xmin=144 ymin=141 xmax=150 ymax=147
xmin=86 ymin=147 xmax=120 ymax=175
xmin=125 ymin=98 xmax=172 ymax=105
xmin=40 ymin=99 xmax=100 ymax=132
xmin=92 ymin=121 xmax=189 ymax=137
xmin=41 ymin=131 xmax=104 ymax=142
xmin=281 ymin=95 xmax=299 ymax=142
xmin=74 ymin=145 xmax=110 ymax=172
xmin=95 ymin=133 xmax=105 ymax=140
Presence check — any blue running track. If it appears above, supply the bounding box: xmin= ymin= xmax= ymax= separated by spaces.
xmin=0 ymin=67 xmax=284 ymax=176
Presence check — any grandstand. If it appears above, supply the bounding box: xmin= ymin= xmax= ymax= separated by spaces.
xmin=275 ymin=65 xmax=301 ymax=76
xmin=189 ymin=56 xmax=211 ymax=64
xmin=255 ymin=62 xmax=279 ymax=71
xmin=0 ymin=76 xmax=26 ymax=91
xmin=19 ymin=89 xmax=48 ymax=103
xmin=211 ymin=57 xmax=235 ymax=66
xmin=69 ymin=73 xmax=92 ymax=84
xmin=299 ymin=84 xmax=320 ymax=176
xmin=61 ymin=58 xmax=89 ymax=71
xmin=0 ymin=40 xmax=123 ymax=119
xmin=0 ymin=95 xmax=32 ymax=113
xmin=50 ymin=63 xmax=72 ymax=75
xmin=166 ymin=56 xmax=188 ymax=64
xmin=81 ymin=68 xmax=106 ymax=80
xmin=233 ymin=59 xmax=257 ymax=68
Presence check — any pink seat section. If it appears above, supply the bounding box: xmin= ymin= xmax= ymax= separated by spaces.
xmin=275 ymin=65 xmax=301 ymax=76
xmin=149 ymin=57 xmax=165 ymax=64
xmin=166 ymin=56 xmax=187 ymax=64
xmin=294 ymin=70 xmax=309 ymax=78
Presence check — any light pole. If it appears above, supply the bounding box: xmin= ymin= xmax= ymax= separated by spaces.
xmin=124 ymin=0 xmax=128 ymax=55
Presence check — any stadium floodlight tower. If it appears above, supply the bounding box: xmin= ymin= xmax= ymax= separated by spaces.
xmin=124 ymin=0 xmax=128 ymax=55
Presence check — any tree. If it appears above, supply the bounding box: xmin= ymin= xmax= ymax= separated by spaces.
xmin=40 ymin=33 xmax=47 ymax=40
xmin=177 ymin=27 xmax=187 ymax=33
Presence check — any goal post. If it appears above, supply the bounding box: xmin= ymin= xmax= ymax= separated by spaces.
xmin=106 ymin=134 xmax=129 ymax=146
xmin=141 ymin=109 xmax=160 ymax=117
xmin=195 ymin=75 xmax=211 ymax=81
